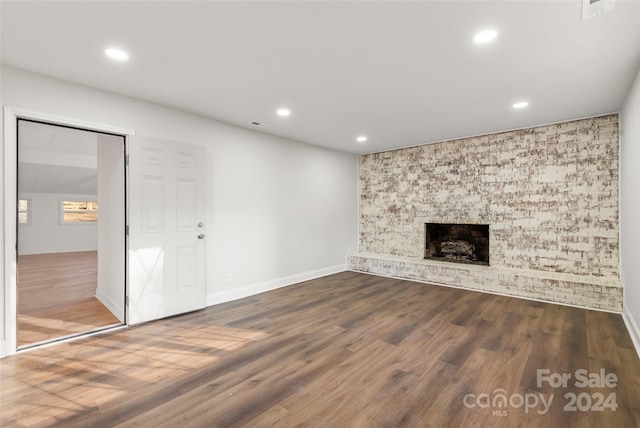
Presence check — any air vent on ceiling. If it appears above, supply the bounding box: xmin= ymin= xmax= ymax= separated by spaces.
xmin=582 ymin=0 xmax=615 ymax=20
xmin=249 ymin=121 xmax=269 ymax=128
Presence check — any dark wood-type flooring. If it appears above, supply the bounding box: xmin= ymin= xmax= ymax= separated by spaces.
xmin=1 ymin=271 xmax=638 ymax=427
xmin=17 ymin=251 xmax=121 ymax=347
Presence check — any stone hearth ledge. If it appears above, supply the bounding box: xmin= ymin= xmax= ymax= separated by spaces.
xmin=347 ymin=252 xmax=622 ymax=312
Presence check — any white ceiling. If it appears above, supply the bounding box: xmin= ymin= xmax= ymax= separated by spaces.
xmin=18 ymin=121 xmax=98 ymax=195
xmin=2 ymin=1 xmax=640 ymax=154
xmin=18 ymin=163 xmax=97 ymax=195
xmin=19 ymin=120 xmax=97 ymax=157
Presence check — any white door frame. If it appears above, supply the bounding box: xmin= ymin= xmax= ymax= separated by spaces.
xmin=2 ymin=107 xmax=135 ymax=357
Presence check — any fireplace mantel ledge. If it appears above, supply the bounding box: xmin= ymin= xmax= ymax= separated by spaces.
xmin=349 ymin=252 xmax=620 ymax=286
xmin=347 ymin=252 xmax=622 ymax=312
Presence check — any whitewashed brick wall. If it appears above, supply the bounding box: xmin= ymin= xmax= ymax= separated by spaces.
xmin=353 ymin=115 xmax=621 ymax=311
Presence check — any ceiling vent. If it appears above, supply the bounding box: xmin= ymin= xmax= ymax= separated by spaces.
xmin=582 ymin=0 xmax=615 ymax=20
xmin=249 ymin=121 xmax=269 ymax=128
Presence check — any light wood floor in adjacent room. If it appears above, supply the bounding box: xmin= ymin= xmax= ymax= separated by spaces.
xmin=1 ymin=271 xmax=638 ymax=427
xmin=17 ymin=251 xmax=121 ymax=347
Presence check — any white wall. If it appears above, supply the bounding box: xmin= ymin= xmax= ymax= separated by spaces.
xmin=1 ymin=66 xmax=359 ymax=338
xmin=96 ymin=134 xmax=125 ymax=322
xmin=18 ymin=192 xmax=98 ymax=255
xmin=620 ymin=65 xmax=640 ymax=357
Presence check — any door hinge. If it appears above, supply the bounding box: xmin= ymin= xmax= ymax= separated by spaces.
xmin=126 ymin=295 xmax=129 ymax=307
xmin=125 ymin=154 xmax=129 ymax=166
xmin=125 ymin=225 xmax=130 ymax=235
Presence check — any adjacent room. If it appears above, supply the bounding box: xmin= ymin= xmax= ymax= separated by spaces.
xmin=1 ymin=1 xmax=639 ymax=427
xmin=16 ymin=120 xmax=125 ymax=347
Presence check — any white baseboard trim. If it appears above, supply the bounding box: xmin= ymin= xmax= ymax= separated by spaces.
xmin=95 ymin=290 xmax=125 ymax=323
xmin=18 ymin=248 xmax=98 ymax=256
xmin=0 ymin=340 xmax=6 ymax=359
xmin=206 ymin=264 xmax=347 ymax=307
xmin=622 ymin=305 xmax=640 ymax=360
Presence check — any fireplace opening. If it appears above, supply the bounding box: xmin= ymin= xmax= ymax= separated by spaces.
xmin=425 ymin=223 xmax=489 ymax=266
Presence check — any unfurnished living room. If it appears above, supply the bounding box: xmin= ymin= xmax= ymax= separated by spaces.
xmin=0 ymin=1 xmax=639 ymax=427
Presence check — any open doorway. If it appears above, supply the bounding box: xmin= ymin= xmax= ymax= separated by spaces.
xmin=17 ymin=119 xmax=126 ymax=348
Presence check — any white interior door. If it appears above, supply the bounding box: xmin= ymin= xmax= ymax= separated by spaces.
xmin=128 ymin=136 xmax=206 ymax=325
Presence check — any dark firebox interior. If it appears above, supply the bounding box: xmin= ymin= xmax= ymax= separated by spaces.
xmin=425 ymin=223 xmax=490 ymax=265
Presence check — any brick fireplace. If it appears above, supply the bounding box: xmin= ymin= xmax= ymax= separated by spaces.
xmin=348 ymin=114 xmax=622 ymax=312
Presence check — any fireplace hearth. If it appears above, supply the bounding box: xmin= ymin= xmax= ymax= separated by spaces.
xmin=425 ymin=223 xmax=489 ymax=265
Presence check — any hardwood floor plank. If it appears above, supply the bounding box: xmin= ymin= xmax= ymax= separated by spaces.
xmin=17 ymin=251 xmax=121 ymax=347
xmin=1 ymin=271 xmax=638 ymax=427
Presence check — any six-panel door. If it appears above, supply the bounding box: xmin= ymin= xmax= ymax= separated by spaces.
xmin=128 ymin=136 xmax=206 ymax=325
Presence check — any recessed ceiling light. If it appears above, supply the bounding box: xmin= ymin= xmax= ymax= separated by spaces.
xmin=473 ymin=29 xmax=498 ymax=44
xmin=356 ymin=136 xmax=367 ymax=143
xmin=277 ymin=108 xmax=291 ymax=117
xmin=513 ymin=101 xmax=529 ymax=109
xmin=105 ymin=48 xmax=129 ymax=61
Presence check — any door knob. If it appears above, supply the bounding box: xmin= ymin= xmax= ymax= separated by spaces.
xmin=198 ymin=233 xmax=206 ymax=239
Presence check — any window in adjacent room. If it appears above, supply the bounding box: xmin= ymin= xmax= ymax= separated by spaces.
xmin=18 ymin=198 xmax=31 ymax=225
xmin=60 ymin=200 xmax=99 ymax=223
